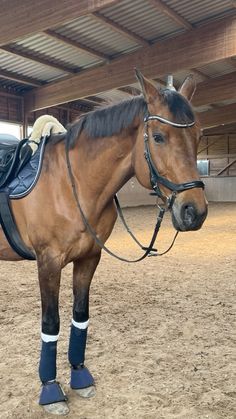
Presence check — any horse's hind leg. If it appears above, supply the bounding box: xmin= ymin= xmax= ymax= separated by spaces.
xmin=68 ymin=253 xmax=101 ymax=398
xmin=37 ymin=254 xmax=69 ymax=415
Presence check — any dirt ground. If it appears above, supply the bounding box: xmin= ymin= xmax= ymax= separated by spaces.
xmin=0 ymin=202 xmax=235 ymax=419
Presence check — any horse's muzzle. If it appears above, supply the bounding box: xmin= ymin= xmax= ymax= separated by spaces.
xmin=171 ymin=201 xmax=208 ymax=231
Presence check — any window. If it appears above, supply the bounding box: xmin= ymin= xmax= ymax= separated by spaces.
xmin=197 ymin=160 xmax=209 ymax=176
xmin=0 ymin=121 xmax=21 ymax=139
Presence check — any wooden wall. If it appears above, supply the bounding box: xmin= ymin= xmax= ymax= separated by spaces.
xmin=0 ymin=92 xmax=85 ymax=129
xmin=0 ymin=94 xmax=23 ymax=124
xmin=198 ymin=133 xmax=236 ymax=176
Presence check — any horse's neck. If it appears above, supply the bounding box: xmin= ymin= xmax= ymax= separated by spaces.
xmin=76 ymin=130 xmax=137 ymax=205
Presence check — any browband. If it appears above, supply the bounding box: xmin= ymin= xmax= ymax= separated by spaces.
xmin=144 ymin=114 xmax=195 ymax=128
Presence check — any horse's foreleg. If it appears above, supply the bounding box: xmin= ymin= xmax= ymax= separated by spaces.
xmin=37 ymin=254 xmax=68 ymax=415
xmin=69 ymin=253 xmax=101 ymax=397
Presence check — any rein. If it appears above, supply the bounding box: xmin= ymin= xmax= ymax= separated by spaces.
xmin=65 ymin=144 xmax=167 ymax=263
xmin=65 ymin=113 xmax=204 ymax=263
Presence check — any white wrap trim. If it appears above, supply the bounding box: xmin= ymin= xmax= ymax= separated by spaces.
xmin=41 ymin=332 xmax=59 ymax=343
xmin=72 ymin=319 xmax=89 ymax=330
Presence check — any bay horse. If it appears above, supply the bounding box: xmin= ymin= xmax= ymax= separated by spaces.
xmin=0 ymin=70 xmax=207 ymax=415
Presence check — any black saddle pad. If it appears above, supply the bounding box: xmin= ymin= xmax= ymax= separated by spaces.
xmin=0 ymin=135 xmax=32 ymax=189
xmin=0 ymin=137 xmax=47 ymax=198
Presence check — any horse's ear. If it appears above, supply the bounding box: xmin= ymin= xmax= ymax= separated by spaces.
xmin=178 ymin=75 xmax=196 ymax=101
xmin=134 ymin=68 xmax=159 ymax=104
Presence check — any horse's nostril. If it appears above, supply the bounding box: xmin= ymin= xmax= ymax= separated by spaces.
xmin=172 ymin=202 xmax=208 ymax=232
xmin=182 ymin=204 xmax=197 ymax=227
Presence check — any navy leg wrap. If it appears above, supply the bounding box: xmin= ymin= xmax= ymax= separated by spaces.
xmin=71 ymin=366 xmax=94 ymax=389
xmin=39 ymin=381 xmax=67 ymax=405
xmin=39 ymin=340 xmax=57 ymax=383
xmin=68 ymin=324 xmax=87 ymax=367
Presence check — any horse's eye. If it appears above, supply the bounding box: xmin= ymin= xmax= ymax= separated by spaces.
xmin=153 ymin=132 xmax=165 ymax=144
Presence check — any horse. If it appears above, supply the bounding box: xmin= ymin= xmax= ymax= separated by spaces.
xmin=0 ymin=69 xmax=208 ymax=415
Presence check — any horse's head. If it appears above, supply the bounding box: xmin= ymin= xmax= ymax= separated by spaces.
xmin=133 ymin=70 xmax=208 ymax=232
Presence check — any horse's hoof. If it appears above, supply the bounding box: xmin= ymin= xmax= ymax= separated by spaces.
xmin=43 ymin=401 xmax=70 ymax=415
xmin=74 ymin=385 xmax=96 ymax=398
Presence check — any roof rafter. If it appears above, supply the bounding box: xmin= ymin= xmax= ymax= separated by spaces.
xmin=190 ymin=68 xmax=211 ymax=80
xmin=198 ymin=103 xmax=236 ymax=128
xmin=203 ymin=122 xmax=236 ymax=136
xmin=91 ymin=12 xmax=149 ymax=47
xmin=0 ymin=0 xmax=120 ymax=46
xmin=0 ymin=69 xmax=42 ymax=87
xmin=193 ymin=71 xmax=236 ymax=107
xmin=44 ymin=30 xmax=109 ymax=62
xmin=25 ymin=16 xmax=236 ymax=111
xmin=146 ymin=0 xmax=193 ymax=30
xmin=1 ymin=46 xmax=75 ymax=74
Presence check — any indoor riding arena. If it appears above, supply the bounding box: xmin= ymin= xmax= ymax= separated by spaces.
xmin=0 ymin=1 xmax=235 ymax=419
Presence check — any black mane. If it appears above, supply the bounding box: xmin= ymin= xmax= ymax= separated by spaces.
xmin=60 ymin=89 xmax=195 ymax=149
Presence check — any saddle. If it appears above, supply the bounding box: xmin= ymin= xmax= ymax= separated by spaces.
xmin=0 ymin=134 xmax=40 ymax=261
xmin=0 ymin=116 xmax=67 ymax=261
xmin=0 ymin=134 xmax=33 ymax=188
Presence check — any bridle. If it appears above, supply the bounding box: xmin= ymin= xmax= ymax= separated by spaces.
xmin=143 ymin=114 xmax=205 ymax=209
xmin=65 ymin=112 xmax=205 ymax=263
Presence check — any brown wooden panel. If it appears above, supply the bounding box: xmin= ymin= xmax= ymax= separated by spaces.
xmin=0 ymin=95 xmax=22 ymax=123
xmin=229 ymin=135 xmax=236 ymax=153
xmin=193 ymin=72 xmax=236 ymax=107
xmin=199 ymin=103 xmax=236 ymax=128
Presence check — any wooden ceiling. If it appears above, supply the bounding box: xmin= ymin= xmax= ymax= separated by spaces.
xmin=0 ymin=0 xmax=236 ymax=133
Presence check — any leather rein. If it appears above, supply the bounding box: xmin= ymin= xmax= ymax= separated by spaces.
xmin=65 ymin=114 xmax=205 ymax=263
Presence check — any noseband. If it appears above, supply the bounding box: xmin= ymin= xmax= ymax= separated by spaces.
xmin=143 ymin=114 xmax=205 ymax=209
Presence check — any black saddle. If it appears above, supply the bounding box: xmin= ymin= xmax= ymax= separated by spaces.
xmin=0 ymin=134 xmax=35 ymax=260
xmin=0 ymin=134 xmax=33 ymax=189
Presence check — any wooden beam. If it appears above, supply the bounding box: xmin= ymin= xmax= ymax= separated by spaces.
xmin=91 ymin=12 xmax=149 ymax=47
xmin=198 ymin=103 xmax=236 ymax=128
xmin=1 ymin=46 xmax=75 ymax=74
xmin=0 ymin=69 xmax=42 ymax=87
xmin=198 ymin=154 xmax=236 ymax=159
xmin=193 ymin=71 xmax=236 ymax=107
xmin=119 ymin=86 xmax=141 ymax=96
xmin=146 ymin=0 xmax=193 ymax=30
xmin=216 ymin=159 xmax=236 ymax=175
xmin=190 ymin=68 xmax=210 ymax=80
xmin=79 ymin=98 xmax=98 ymax=106
xmin=0 ymin=0 xmax=120 ymax=46
xmin=203 ymin=123 xmax=236 ymax=136
xmin=229 ymin=57 xmax=236 ymax=68
xmin=198 ymin=137 xmax=225 ymax=154
xmin=44 ymin=30 xmax=109 ymax=61
xmin=25 ymin=16 xmax=236 ymax=111
xmin=189 ymin=70 xmax=222 ymax=110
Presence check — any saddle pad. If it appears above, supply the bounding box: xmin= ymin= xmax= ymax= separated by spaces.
xmin=3 ymin=136 xmax=47 ymax=199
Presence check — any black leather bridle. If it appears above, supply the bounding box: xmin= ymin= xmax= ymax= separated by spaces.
xmin=143 ymin=114 xmax=205 ymax=209
xmin=66 ymin=113 xmax=205 ymax=262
